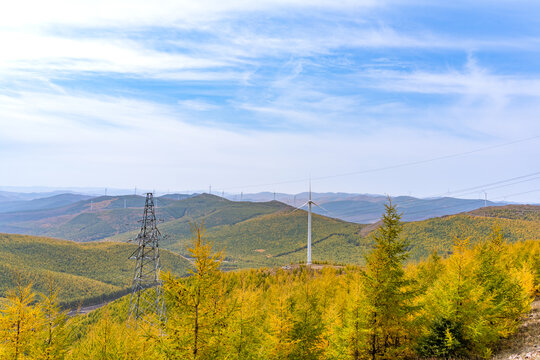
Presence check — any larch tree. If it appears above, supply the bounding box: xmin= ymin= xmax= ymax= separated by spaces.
xmin=0 ymin=278 xmax=41 ymax=360
xmin=362 ymin=200 xmax=417 ymax=360
xmin=418 ymin=237 xmax=486 ymax=358
xmin=287 ymin=269 xmax=326 ymax=360
xmin=161 ymin=222 xmax=228 ymax=360
xmin=33 ymin=278 xmax=69 ymax=360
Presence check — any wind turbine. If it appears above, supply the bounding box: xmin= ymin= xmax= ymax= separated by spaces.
xmin=291 ymin=180 xmax=328 ymax=265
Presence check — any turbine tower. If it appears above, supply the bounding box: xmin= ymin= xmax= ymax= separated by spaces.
xmin=307 ymin=182 xmax=313 ymax=265
xmin=128 ymin=192 xmax=165 ymax=324
xmin=292 ymin=180 xmax=327 ymax=265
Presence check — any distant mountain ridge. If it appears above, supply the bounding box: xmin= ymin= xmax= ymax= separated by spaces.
xmin=227 ymin=191 xmax=504 ymax=223
xmin=0 ymin=189 xmax=515 ymax=223
xmin=0 ymin=193 xmax=93 ymax=213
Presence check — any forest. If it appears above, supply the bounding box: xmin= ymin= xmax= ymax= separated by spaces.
xmin=0 ymin=203 xmax=538 ymax=359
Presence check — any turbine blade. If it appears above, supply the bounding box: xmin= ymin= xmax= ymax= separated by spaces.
xmin=290 ymin=202 xmax=309 ymax=214
xmin=312 ymin=201 xmax=330 ymax=213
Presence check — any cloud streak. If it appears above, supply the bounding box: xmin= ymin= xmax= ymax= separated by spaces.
xmin=1 ymin=0 xmax=540 ymax=201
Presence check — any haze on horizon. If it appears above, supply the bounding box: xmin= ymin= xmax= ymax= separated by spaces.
xmin=1 ymin=1 xmax=539 ymax=203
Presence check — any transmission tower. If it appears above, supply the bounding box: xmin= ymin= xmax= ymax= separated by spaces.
xmin=128 ymin=193 xmax=165 ymax=324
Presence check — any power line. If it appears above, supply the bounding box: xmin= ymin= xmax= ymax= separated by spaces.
xmin=354 ymin=188 xmax=540 ymax=223
xmin=217 ymin=135 xmax=540 ymax=192
xmin=288 ymin=170 xmax=540 ymax=220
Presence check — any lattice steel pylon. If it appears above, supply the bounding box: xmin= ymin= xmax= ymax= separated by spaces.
xmin=128 ymin=193 xmax=165 ymax=324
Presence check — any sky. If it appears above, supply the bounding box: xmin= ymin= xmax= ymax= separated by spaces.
xmin=1 ymin=0 xmax=540 ymax=202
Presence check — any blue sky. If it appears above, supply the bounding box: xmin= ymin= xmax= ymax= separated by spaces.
xmin=1 ymin=0 xmax=539 ymax=202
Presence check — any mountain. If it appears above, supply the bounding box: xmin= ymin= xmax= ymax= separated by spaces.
xmin=0 ymin=193 xmax=93 ymax=213
xmin=0 ymin=194 xmax=299 ymax=242
xmin=0 ymin=190 xmax=77 ymax=202
xmin=107 ymin=203 xmax=539 ymax=268
xmin=0 ymin=233 xmax=191 ymax=306
xmin=1 ymin=193 xmax=538 ymax=268
xmin=0 ymin=200 xmax=538 ymax=310
xmin=0 ymin=195 xmax=179 ymax=241
xmin=232 ymin=192 xmax=503 ymax=223
xmin=0 ymin=189 xmax=512 ymax=225
xmin=402 ymin=205 xmax=540 ymax=259
xmin=107 ymin=206 xmax=368 ymax=268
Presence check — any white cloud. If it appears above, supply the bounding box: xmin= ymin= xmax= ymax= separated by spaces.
xmin=178 ymin=99 xmax=219 ymax=111
xmin=0 ymin=0 xmax=380 ymax=28
xmin=0 ymin=0 xmax=539 ymax=202
xmin=0 ymin=89 xmax=538 ymax=201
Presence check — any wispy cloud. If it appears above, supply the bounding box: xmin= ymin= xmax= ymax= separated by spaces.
xmin=1 ymin=0 xmax=540 ymax=200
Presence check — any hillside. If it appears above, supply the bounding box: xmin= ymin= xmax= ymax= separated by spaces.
xmin=403 ymin=206 xmax=540 ymax=260
xmin=0 ymin=193 xmax=92 ymax=213
xmin=1 ymin=193 xmax=538 ymax=269
xmin=104 ymin=197 xmax=368 ymax=267
xmin=0 ymin=233 xmax=191 ymax=305
xmin=0 ymin=194 xmax=288 ymax=242
xmin=108 ymin=203 xmax=540 ymax=268
xmin=467 ymin=204 xmax=540 ymax=221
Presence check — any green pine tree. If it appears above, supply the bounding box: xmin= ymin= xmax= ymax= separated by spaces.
xmin=362 ymin=199 xmax=417 ymax=360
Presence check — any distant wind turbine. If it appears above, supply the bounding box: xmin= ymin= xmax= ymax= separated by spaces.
xmin=291 ymin=180 xmax=328 ymax=265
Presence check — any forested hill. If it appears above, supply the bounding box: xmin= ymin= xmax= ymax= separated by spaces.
xmin=402 ymin=206 xmax=540 ymax=260
xmin=0 ymin=194 xmax=290 ymax=242
xmin=0 ymin=233 xmax=191 ymax=305
xmin=0 ymin=193 xmax=538 ymax=268
xmin=467 ymin=204 xmax=540 ymax=221
xmin=107 ymin=203 xmax=540 ymax=268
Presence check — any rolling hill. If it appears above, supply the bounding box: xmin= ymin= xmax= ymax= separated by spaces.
xmin=0 ymin=195 xmax=180 ymax=241
xmin=0 ymin=194 xmax=293 ymax=242
xmin=0 ymin=193 xmax=538 ymax=270
xmin=0 ymin=233 xmax=191 ymax=306
xmin=402 ymin=207 xmax=540 ymax=260
xmin=104 ymin=198 xmax=539 ymax=268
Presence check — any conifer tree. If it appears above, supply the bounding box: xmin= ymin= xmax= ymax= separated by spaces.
xmin=70 ymin=309 xmax=158 ymax=360
xmin=161 ymin=222 xmax=227 ymax=360
xmin=224 ymin=274 xmax=264 ymax=360
xmin=33 ymin=278 xmax=69 ymax=360
xmin=287 ymin=269 xmax=326 ymax=360
xmin=0 ymin=277 xmax=41 ymax=360
xmin=474 ymin=227 xmax=531 ymax=338
xmin=419 ymin=237 xmax=488 ymax=358
xmin=362 ymin=200 xmax=416 ymax=359
xmin=346 ymin=274 xmax=367 ymax=360
xmin=263 ymin=270 xmax=295 ymax=360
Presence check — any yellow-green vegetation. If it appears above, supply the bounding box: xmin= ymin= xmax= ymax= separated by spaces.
xmin=2 ymin=204 xmax=538 ymax=360
xmin=106 ymin=198 xmax=368 ymax=268
xmin=403 ymin=211 xmax=540 ymax=260
xmin=0 ymin=233 xmax=191 ymax=305
xmin=108 ymin=205 xmax=540 ymax=269
xmin=468 ymin=204 xmax=540 ymax=221
xmin=167 ymin=211 xmax=367 ymax=268
xmin=0 ymin=194 xmax=288 ymax=242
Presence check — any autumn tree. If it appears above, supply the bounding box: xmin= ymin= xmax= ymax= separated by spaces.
xmin=33 ymin=278 xmax=69 ymax=360
xmin=362 ymin=200 xmax=416 ymax=359
xmin=0 ymin=277 xmax=41 ymax=360
xmin=287 ymin=269 xmax=326 ymax=360
xmin=418 ymin=237 xmax=490 ymax=358
xmin=160 ymin=222 xmax=229 ymax=360
xmin=70 ymin=309 xmax=159 ymax=360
